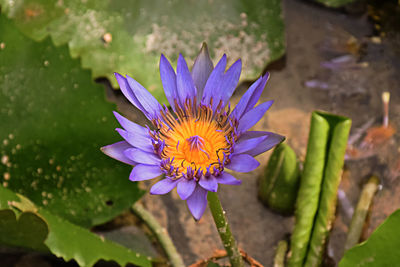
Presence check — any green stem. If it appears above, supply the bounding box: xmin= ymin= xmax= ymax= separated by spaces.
xmin=274 ymin=240 xmax=288 ymax=267
xmin=131 ymin=202 xmax=185 ymax=267
xmin=207 ymin=192 xmax=244 ymax=267
xmin=344 ymin=176 xmax=380 ymax=251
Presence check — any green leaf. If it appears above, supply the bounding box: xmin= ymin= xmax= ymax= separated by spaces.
xmin=0 ymin=0 xmax=285 ymax=102
xmin=0 ymin=186 xmax=153 ymax=267
xmin=0 ymin=209 xmax=48 ymax=252
xmin=288 ymin=113 xmax=331 ymax=267
xmin=305 ymin=112 xmax=351 ymax=267
xmin=258 ymin=143 xmax=300 ymax=214
xmin=288 ymin=112 xmax=351 ymax=267
xmin=0 ymin=15 xmax=144 ymax=227
xmin=339 ymin=209 xmax=400 ymax=267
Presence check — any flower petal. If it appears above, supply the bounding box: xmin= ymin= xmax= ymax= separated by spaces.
xmin=227 ymin=154 xmax=260 ymax=172
xmin=113 ymin=111 xmax=149 ymax=136
xmin=201 ymin=54 xmax=227 ymax=107
xmin=245 ymin=132 xmax=285 ymax=157
xmin=129 ymin=164 xmax=163 ymax=181
xmin=176 ymin=54 xmax=197 ymax=105
xmin=234 ymin=134 xmax=269 ymax=154
xmin=220 ymin=59 xmax=242 ymax=106
xmin=115 ymin=73 xmax=146 ymax=114
xmin=217 ymin=172 xmax=242 ymax=185
xmin=101 ymin=141 xmax=136 ymax=165
xmin=160 ymin=54 xmax=178 ymax=109
xmin=199 ymin=175 xmax=218 ymax=192
xmin=231 ymin=73 xmax=269 ymax=119
xmin=116 ymin=128 xmax=153 ymax=152
xmin=124 ymin=148 xmax=161 ymax=165
xmin=126 ymin=74 xmax=161 ymax=119
xmin=186 ymin=185 xmax=208 ymax=220
xmin=177 ymin=178 xmax=197 ymax=200
xmin=245 ymin=73 xmax=270 ymax=114
xmin=237 ymin=101 xmax=274 ymax=133
xmin=191 ymin=43 xmax=214 ymax=103
xmin=150 ymin=178 xmax=180 ymax=195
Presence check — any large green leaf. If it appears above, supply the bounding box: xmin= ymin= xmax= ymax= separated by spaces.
xmin=0 ymin=15 xmax=143 ymax=227
xmin=305 ymin=112 xmax=351 ymax=267
xmin=0 ymin=0 xmax=285 ymax=102
xmin=339 ymin=209 xmax=400 ymax=267
xmin=288 ymin=113 xmax=331 ymax=267
xmin=288 ymin=112 xmax=351 ymax=267
xmin=0 ymin=186 xmax=153 ymax=267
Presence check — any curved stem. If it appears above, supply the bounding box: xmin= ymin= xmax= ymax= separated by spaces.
xmin=131 ymin=202 xmax=185 ymax=267
xmin=344 ymin=176 xmax=380 ymax=251
xmin=207 ymin=192 xmax=244 ymax=267
xmin=274 ymin=240 xmax=288 ymax=267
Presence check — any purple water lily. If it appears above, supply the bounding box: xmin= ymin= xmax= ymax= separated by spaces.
xmin=102 ymin=44 xmax=284 ymax=220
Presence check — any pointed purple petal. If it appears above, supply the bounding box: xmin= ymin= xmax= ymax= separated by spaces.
xmin=177 ymin=178 xmax=197 ymax=200
xmin=115 ymin=73 xmax=146 ymax=115
xmin=231 ymin=73 xmax=269 ymax=119
xmin=220 ymin=59 xmax=242 ymax=105
xmin=186 ymin=186 xmax=208 ymax=220
xmin=237 ymin=101 xmax=274 ymax=133
xmin=234 ymin=134 xmax=269 ymax=154
xmin=245 ymin=132 xmax=285 ymax=156
xmin=217 ymin=172 xmax=242 ymax=185
xmin=124 ymin=148 xmax=161 ymax=165
xmin=160 ymin=54 xmax=178 ymax=109
xmin=101 ymin=141 xmax=136 ymax=165
xmin=150 ymin=178 xmax=180 ymax=195
xmin=245 ymin=73 xmax=269 ymax=114
xmin=201 ymin=54 xmax=227 ymax=107
xmin=191 ymin=43 xmax=214 ymax=102
xmin=199 ymin=175 xmax=218 ymax=192
xmin=231 ymin=76 xmax=262 ymax=119
xmin=227 ymin=154 xmax=260 ymax=172
xmin=113 ymin=111 xmax=149 ymax=137
xmin=129 ymin=164 xmax=163 ymax=181
xmin=116 ymin=128 xmax=153 ymax=153
xmin=126 ymin=75 xmax=161 ymax=119
xmin=176 ymin=54 xmax=197 ymax=105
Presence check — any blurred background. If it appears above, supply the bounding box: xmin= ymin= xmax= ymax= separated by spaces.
xmin=0 ymin=0 xmax=399 ymax=266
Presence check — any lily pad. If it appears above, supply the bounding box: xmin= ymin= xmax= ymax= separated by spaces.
xmin=0 ymin=0 xmax=285 ymax=102
xmin=0 ymin=15 xmax=143 ymax=227
xmin=0 ymin=209 xmax=48 ymax=252
xmin=339 ymin=209 xmax=400 ymax=267
xmin=0 ymin=186 xmax=153 ymax=267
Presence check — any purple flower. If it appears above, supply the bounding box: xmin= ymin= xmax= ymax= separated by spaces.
xmin=101 ymin=44 xmax=284 ymax=220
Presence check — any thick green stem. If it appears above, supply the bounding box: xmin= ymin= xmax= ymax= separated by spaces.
xmin=207 ymin=192 xmax=243 ymax=267
xmin=131 ymin=202 xmax=185 ymax=267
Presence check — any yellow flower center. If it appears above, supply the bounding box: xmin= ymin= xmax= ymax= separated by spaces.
xmin=163 ymin=118 xmax=227 ymax=172
xmin=152 ymin=99 xmax=237 ymax=178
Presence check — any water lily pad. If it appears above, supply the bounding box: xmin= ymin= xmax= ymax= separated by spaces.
xmin=0 ymin=15 xmax=143 ymax=227
xmin=339 ymin=209 xmax=400 ymax=267
xmin=0 ymin=0 xmax=285 ymax=102
xmin=0 ymin=186 xmax=152 ymax=267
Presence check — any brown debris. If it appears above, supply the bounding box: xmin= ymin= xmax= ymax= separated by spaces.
xmin=189 ymin=249 xmax=264 ymax=267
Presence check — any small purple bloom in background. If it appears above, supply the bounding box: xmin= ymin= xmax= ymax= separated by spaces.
xmin=101 ymin=44 xmax=284 ymax=220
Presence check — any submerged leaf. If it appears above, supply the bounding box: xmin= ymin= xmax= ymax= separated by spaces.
xmin=0 ymin=186 xmax=153 ymax=267
xmin=0 ymin=15 xmax=144 ymax=227
xmin=0 ymin=0 xmax=285 ymax=102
